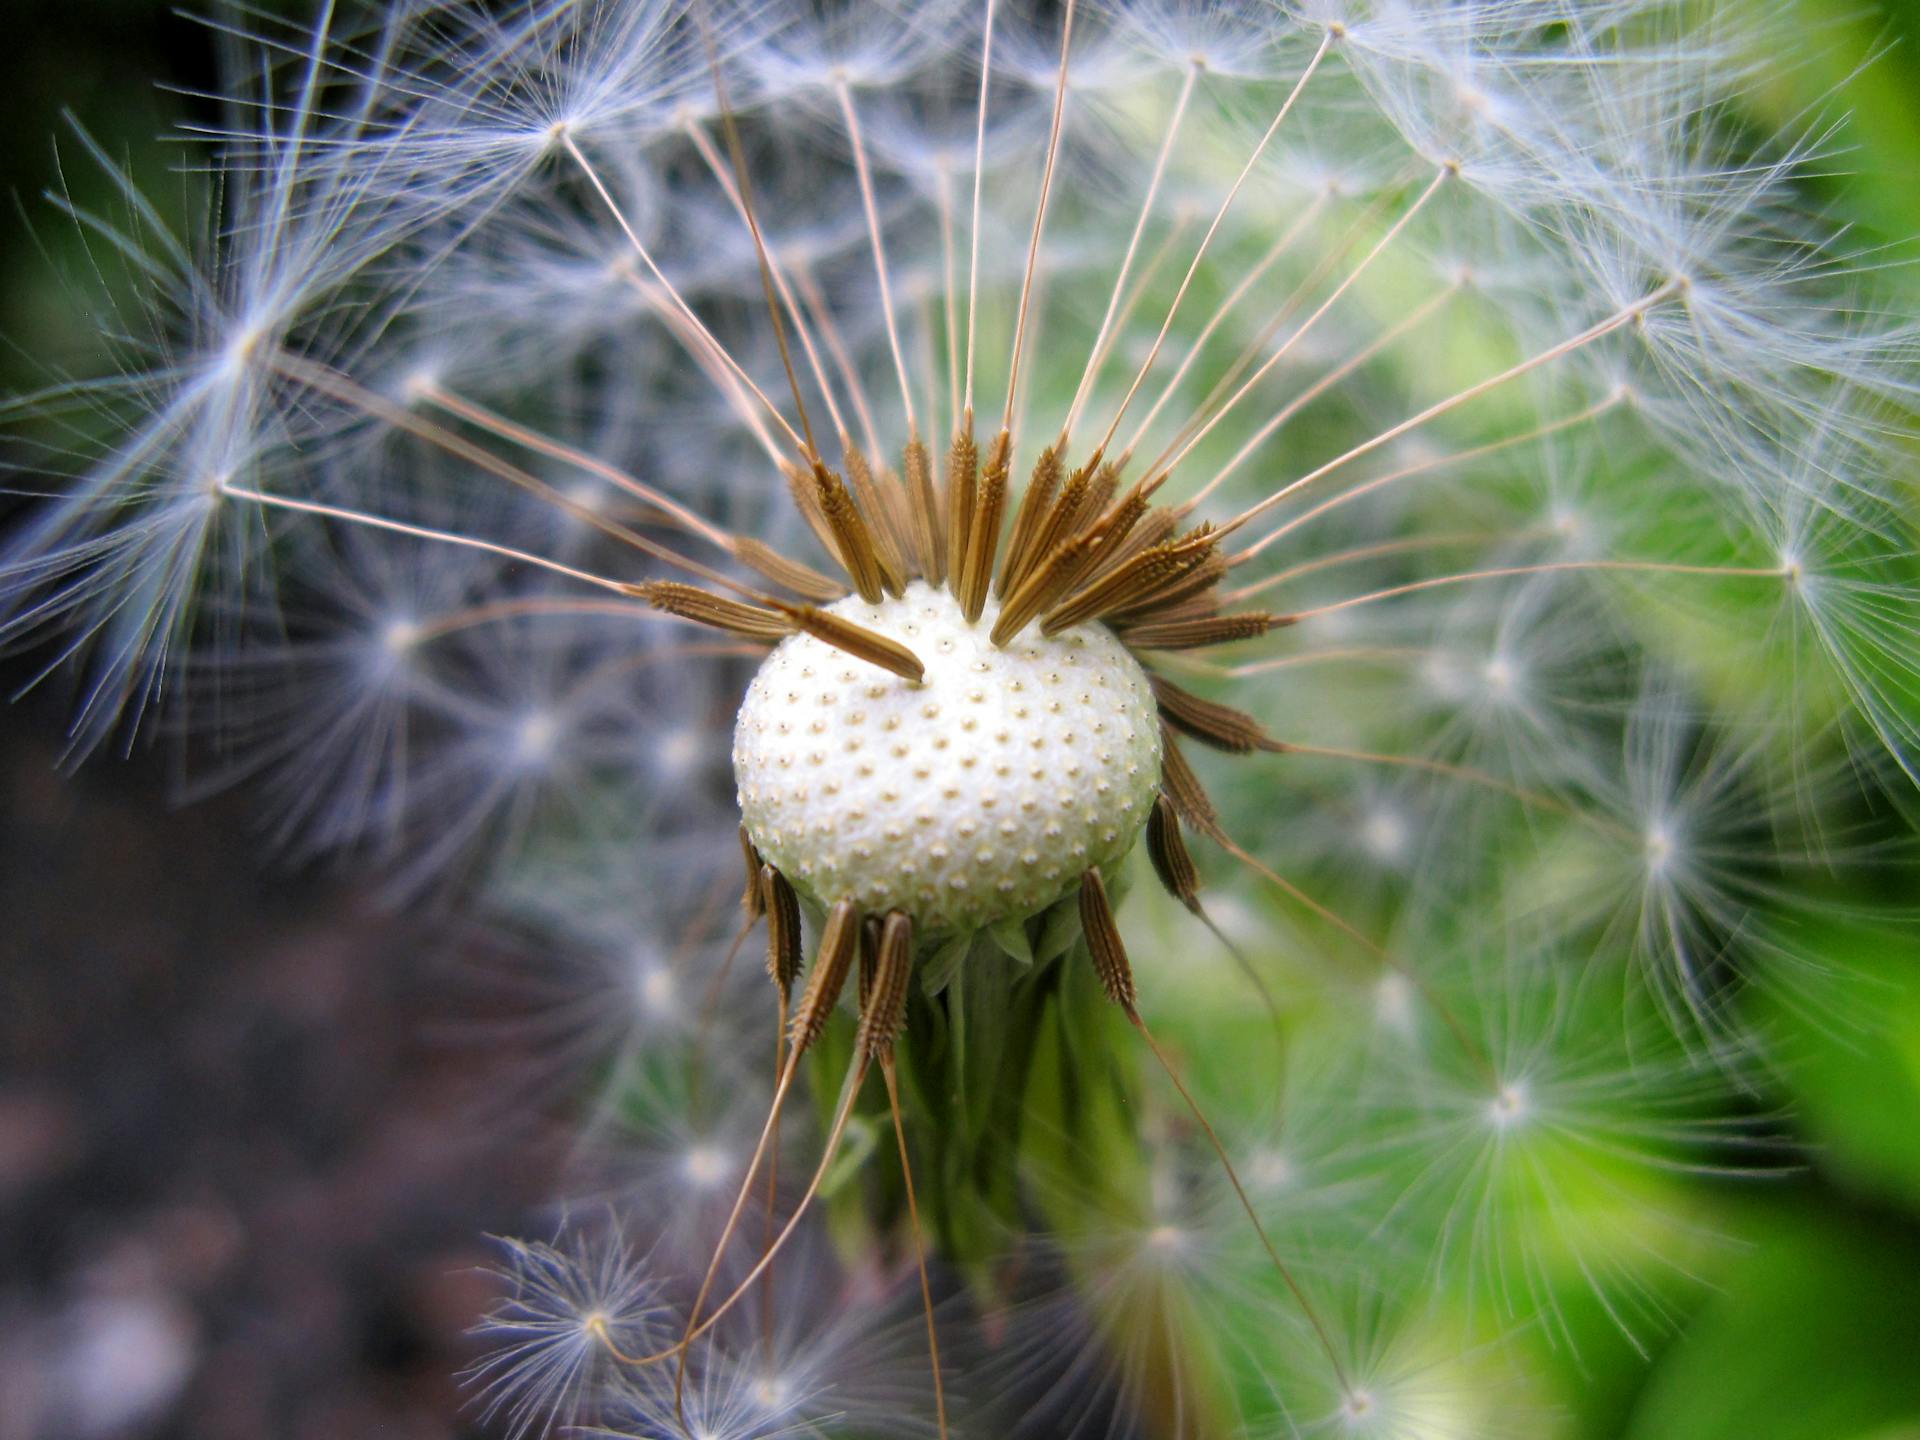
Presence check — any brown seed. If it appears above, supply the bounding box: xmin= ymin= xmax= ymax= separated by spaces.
xmin=857 ymin=912 xmax=915 ymax=1061
xmin=738 ymin=826 xmax=765 ymax=920
xmin=815 ymin=462 xmax=889 ymax=604
xmin=637 ymin=581 xmax=796 ymax=641
xmin=1061 ymin=484 xmax=1150 ymax=594
xmin=1124 ymin=590 xmax=1218 ymax=627
xmin=790 ymin=899 xmax=861 ymax=1052
xmin=844 ymin=445 xmax=910 ymax=597
xmin=959 ymin=438 xmax=1009 ymax=622
xmin=997 ymin=442 xmax=1064 ymax=597
xmin=1043 ymin=527 xmax=1215 ymax=635
xmin=1146 ymin=795 xmax=1202 ymax=915
xmin=1078 ymin=869 xmax=1137 ymax=1011
xmin=1072 ymin=462 xmax=1122 ymax=538
xmin=777 ymin=603 xmax=927 ymax=683
xmin=1159 ymin=725 xmax=1226 ymax=843
xmin=1081 ymin=503 xmax=1178 ymax=586
xmin=990 ymin=531 xmax=1100 ymax=646
xmin=731 ymin=537 xmax=846 ymax=603
xmin=784 ymin=459 xmax=839 ymax=557
xmin=762 ymin=864 xmax=803 ymax=995
xmin=858 ymin=914 xmax=883 ymax=1013
xmin=944 ymin=424 xmax=979 ymax=590
xmin=1150 ymin=673 xmax=1271 ymax=754
xmin=1110 ymin=549 xmax=1229 ymax=622
xmin=1118 ymin=612 xmax=1283 ymax=650
xmin=903 ymin=436 xmax=945 ymax=584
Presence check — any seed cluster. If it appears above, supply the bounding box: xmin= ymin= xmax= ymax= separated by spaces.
xmin=734 ymin=582 xmax=1162 ymax=933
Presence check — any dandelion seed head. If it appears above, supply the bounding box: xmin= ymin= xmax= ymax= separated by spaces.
xmin=733 ymin=582 xmax=1161 ymax=932
xmin=378 ymin=616 xmax=420 ymax=658
xmin=1374 ymin=974 xmax=1418 ymax=1038
xmin=1361 ymin=809 xmax=1409 ymax=862
xmin=634 ymin=958 xmax=677 ymax=1018
xmin=680 ymin=1143 xmax=734 ymax=1192
xmin=1485 ymin=1080 xmax=1530 ymax=1132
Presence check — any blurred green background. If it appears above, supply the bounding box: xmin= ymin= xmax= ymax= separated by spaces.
xmin=2 ymin=3 xmax=1918 ymax=1438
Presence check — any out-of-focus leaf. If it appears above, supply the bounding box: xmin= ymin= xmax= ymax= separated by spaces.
xmin=1624 ymin=1207 xmax=1920 ymax=1440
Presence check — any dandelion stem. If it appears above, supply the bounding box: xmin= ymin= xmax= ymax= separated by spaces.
xmin=936 ymin=163 xmax=962 ymax=435
xmin=760 ymin=986 xmax=788 ymax=1361
xmin=1211 ymin=831 xmax=1500 ymax=1087
xmin=405 ymin=597 xmax=675 ymax=642
xmin=654 ymin=1035 xmax=871 ymax=1391
xmin=1211 ymin=645 xmax=1428 ymax=679
xmin=1228 ymin=527 xmax=1547 ymax=595
xmin=1128 ymin=1005 xmax=1351 ymax=1390
xmin=792 ymin=259 xmax=885 ymax=463
xmin=1083 ymin=869 xmax=1349 ymax=1388
xmin=705 ymin=65 xmax=826 ymax=467
xmin=1270 ymin=741 xmax=1578 ymax=816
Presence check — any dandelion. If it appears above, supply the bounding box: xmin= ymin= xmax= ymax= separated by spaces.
xmin=3 ymin=0 xmax=1916 ymax=1436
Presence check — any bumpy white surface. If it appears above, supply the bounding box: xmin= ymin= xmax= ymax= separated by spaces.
xmin=733 ymin=582 xmax=1163 ymax=934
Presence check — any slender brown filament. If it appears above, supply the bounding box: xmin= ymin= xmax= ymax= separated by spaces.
xmin=1076 ymin=868 xmax=1350 ymax=1388
xmin=881 ymin=1057 xmax=949 ymax=1438
xmin=639 ymin=582 xmax=795 ymax=642
xmin=665 ymin=898 xmax=863 ymax=1417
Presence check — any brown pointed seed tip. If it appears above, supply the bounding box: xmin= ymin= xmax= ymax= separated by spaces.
xmin=1041 ymin=537 xmax=1198 ymax=635
xmin=1065 ymin=485 xmax=1151 ymax=593
xmin=790 ymin=900 xmax=861 ymax=1052
xmin=814 ymin=462 xmax=888 ymax=604
xmin=776 ymin=603 xmax=926 ymax=683
xmin=856 ymin=912 xmax=915 ymax=1061
xmin=637 ymin=581 xmax=795 ymax=641
xmin=1160 ymin=726 xmax=1227 ymax=844
xmin=990 ymin=531 xmax=1099 ymax=646
xmin=903 ymin=436 xmax=944 ymax=584
xmin=843 ymin=445 xmax=909 ymax=596
xmin=959 ymin=453 xmax=1009 ymax=623
xmin=998 ymin=441 xmax=1063 ymax=596
xmin=1149 ymin=673 xmax=1271 ymax=754
xmin=783 ymin=459 xmax=839 ymax=556
xmin=1119 ymin=612 xmax=1283 ymax=650
xmin=1110 ymin=548 xmax=1227 ymax=623
xmin=1078 ymin=869 xmax=1138 ymax=1012
xmin=1147 ymin=795 xmax=1203 ymax=915
xmin=761 ymin=865 xmax=803 ymax=995
xmin=738 ymin=826 xmax=766 ymax=919
xmin=858 ymin=914 xmax=882 ymax=1013
xmin=944 ymin=426 xmax=979 ymax=589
